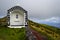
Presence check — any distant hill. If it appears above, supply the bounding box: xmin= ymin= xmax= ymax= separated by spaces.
xmin=0 ymin=16 xmax=7 ymax=28
xmin=28 ymin=20 xmax=60 ymax=40
xmin=0 ymin=16 xmax=7 ymax=22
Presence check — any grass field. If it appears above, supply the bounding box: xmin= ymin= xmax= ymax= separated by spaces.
xmin=28 ymin=20 xmax=60 ymax=40
xmin=0 ymin=16 xmax=60 ymax=40
xmin=0 ymin=16 xmax=26 ymax=40
xmin=0 ymin=27 xmax=26 ymax=40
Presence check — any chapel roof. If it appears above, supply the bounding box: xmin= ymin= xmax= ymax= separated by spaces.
xmin=8 ymin=6 xmax=27 ymax=13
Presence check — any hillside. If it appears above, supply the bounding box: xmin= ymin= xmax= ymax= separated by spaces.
xmin=28 ymin=20 xmax=60 ymax=40
xmin=0 ymin=16 xmax=60 ymax=40
xmin=0 ymin=17 xmax=26 ymax=40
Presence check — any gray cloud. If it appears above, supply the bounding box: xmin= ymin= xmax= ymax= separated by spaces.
xmin=0 ymin=0 xmax=60 ymax=19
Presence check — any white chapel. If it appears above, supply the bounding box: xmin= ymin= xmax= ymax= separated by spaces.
xmin=7 ymin=6 xmax=28 ymax=28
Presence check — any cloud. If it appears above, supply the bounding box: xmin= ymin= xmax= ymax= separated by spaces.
xmin=0 ymin=0 xmax=60 ymax=19
xmin=29 ymin=17 xmax=60 ymax=28
xmin=43 ymin=17 xmax=60 ymax=23
xmin=30 ymin=17 xmax=60 ymax=23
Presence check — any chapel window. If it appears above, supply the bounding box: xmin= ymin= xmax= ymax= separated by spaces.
xmin=16 ymin=14 xmax=18 ymax=19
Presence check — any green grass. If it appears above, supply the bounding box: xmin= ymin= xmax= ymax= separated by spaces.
xmin=39 ymin=24 xmax=60 ymax=34
xmin=0 ymin=27 xmax=26 ymax=40
xmin=0 ymin=16 xmax=27 ymax=40
xmin=28 ymin=20 xmax=60 ymax=40
xmin=0 ymin=17 xmax=60 ymax=40
xmin=29 ymin=25 xmax=54 ymax=40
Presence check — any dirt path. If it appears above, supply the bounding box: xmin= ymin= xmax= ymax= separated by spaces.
xmin=30 ymin=29 xmax=47 ymax=40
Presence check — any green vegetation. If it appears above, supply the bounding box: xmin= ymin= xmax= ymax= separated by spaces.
xmin=28 ymin=20 xmax=60 ymax=40
xmin=0 ymin=17 xmax=26 ymax=40
xmin=0 ymin=16 xmax=60 ymax=40
xmin=0 ymin=27 xmax=26 ymax=40
xmin=40 ymin=24 xmax=60 ymax=35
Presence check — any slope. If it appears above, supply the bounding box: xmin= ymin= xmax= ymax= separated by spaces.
xmin=28 ymin=20 xmax=60 ymax=40
xmin=0 ymin=17 xmax=26 ymax=40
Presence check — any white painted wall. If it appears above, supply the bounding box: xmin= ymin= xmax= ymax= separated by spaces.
xmin=10 ymin=12 xmax=24 ymax=25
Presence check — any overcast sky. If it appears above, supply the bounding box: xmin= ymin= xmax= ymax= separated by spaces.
xmin=0 ymin=0 xmax=60 ymax=19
